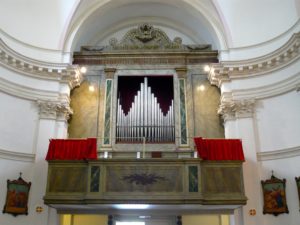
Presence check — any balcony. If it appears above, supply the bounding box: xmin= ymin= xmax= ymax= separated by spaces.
xmin=44 ymin=158 xmax=246 ymax=214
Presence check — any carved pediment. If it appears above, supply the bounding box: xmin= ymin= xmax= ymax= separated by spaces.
xmin=81 ymin=23 xmax=211 ymax=52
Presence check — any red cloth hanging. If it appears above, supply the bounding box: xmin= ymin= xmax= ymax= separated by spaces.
xmin=194 ymin=137 xmax=245 ymax=161
xmin=46 ymin=138 xmax=97 ymax=160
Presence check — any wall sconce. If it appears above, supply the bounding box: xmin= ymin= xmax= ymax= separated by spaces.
xmin=89 ymin=85 xmax=95 ymax=92
xmin=197 ymin=84 xmax=205 ymax=92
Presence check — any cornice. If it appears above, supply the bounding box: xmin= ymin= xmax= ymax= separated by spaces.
xmin=257 ymin=145 xmax=300 ymax=161
xmin=0 ymin=148 xmax=35 ymax=162
xmin=209 ymin=32 xmax=300 ymax=87
xmin=0 ymin=39 xmax=82 ymax=89
xmin=218 ymin=99 xmax=256 ymax=121
xmin=0 ymin=76 xmax=59 ymax=100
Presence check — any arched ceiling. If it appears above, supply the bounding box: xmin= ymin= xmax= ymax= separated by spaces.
xmin=63 ymin=0 xmax=228 ymax=52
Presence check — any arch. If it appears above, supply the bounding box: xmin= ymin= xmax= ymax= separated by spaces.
xmin=61 ymin=0 xmax=229 ymax=53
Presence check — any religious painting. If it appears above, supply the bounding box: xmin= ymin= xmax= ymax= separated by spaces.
xmin=3 ymin=174 xmax=31 ymax=216
xmin=261 ymin=174 xmax=289 ymax=216
xmin=296 ymin=177 xmax=300 ymax=210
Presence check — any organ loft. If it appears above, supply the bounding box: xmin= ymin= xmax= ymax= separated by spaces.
xmin=44 ymin=23 xmax=246 ymax=220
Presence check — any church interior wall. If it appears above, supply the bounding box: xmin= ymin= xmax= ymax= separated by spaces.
xmin=0 ymin=92 xmax=38 ymax=154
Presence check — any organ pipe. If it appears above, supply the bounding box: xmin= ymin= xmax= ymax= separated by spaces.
xmin=116 ymin=77 xmax=174 ymax=143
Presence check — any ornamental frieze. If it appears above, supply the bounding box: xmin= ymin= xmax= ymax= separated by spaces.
xmin=79 ymin=23 xmax=212 ymax=52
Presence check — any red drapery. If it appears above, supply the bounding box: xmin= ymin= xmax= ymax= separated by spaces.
xmin=46 ymin=138 xmax=97 ymax=160
xmin=194 ymin=137 xmax=245 ymax=161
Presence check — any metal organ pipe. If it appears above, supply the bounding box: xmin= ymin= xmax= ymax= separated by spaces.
xmin=116 ymin=77 xmax=174 ymax=143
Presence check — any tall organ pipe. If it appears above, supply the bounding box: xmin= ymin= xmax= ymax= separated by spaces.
xmin=116 ymin=77 xmax=174 ymax=143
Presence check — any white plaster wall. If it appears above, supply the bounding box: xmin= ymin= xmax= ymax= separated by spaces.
xmin=0 ymin=92 xmax=38 ymax=154
xmin=260 ymin=155 xmax=300 ymax=225
xmin=256 ymin=91 xmax=300 ymax=152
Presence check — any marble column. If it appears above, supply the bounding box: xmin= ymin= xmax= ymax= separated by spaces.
xmin=218 ymin=99 xmax=263 ymax=225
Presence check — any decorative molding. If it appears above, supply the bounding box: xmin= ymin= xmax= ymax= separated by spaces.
xmin=257 ymin=145 xmax=300 ymax=161
xmin=218 ymin=99 xmax=256 ymax=121
xmin=82 ymin=23 xmax=211 ymax=52
xmin=0 ymin=76 xmax=58 ymax=100
xmin=0 ymin=38 xmax=82 ymax=89
xmin=209 ymin=32 xmax=300 ymax=86
xmin=221 ymin=72 xmax=300 ymax=101
xmin=36 ymin=99 xmax=73 ymax=121
xmin=0 ymin=148 xmax=35 ymax=162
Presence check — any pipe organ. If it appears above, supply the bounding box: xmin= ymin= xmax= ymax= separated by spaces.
xmin=117 ymin=77 xmax=174 ymax=143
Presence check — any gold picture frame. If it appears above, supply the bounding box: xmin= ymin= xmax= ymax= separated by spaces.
xmin=261 ymin=174 xmax=289 ymax=216
xmin=3 ymin=174 xmax=31 ymax=216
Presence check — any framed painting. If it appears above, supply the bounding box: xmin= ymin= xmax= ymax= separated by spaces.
xmin=261 ymin=174 xmax=289 ymax=216
xmin=296 ymin=177 xmax=300 ymax=210
xmin=3 ymin=174 xmax=31 ymax=216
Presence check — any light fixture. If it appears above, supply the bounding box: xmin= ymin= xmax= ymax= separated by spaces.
xmin=204 ymin=65 xmax=210 ymax=72
xmin=197 ymin=84 xmax=205 ymax=91
xmin=80 ymin=66 xmax=87 ymax=73
xmin=115 ymin=204 xmax=150 ymax=209
xmin=89 ymin=85 xmax=95 ymax=92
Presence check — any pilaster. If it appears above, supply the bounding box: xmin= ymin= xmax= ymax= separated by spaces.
xmin=102 ymin=68 xmax=116 ymax=148
xmin=175 ymin=68 xmax=189 ymax=148
xmin=218 ymin=98 xmax=263 ymax=225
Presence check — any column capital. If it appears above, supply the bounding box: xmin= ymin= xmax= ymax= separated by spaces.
xmin=36 ymin=100 xmax=73 ymax=121
xmin=218 ymin=99 xmax=256 ymax=122
xmin=104 ymin=68 xmax=116 ymax=79
xmin=175 ymin=67 xmax=187 ymax=78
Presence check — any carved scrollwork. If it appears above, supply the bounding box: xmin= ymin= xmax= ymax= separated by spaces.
xmin=110 ymin=23 xmax=183 ymax=50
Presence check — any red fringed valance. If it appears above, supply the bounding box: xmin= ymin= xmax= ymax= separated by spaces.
xmin=194 ymin=137 xmax=245 ymax=161
xmin=46 ymin=138 xmax=97 ymax=160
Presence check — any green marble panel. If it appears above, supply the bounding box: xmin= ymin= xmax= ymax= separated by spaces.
xmin=179 ymin=79 xmax=187 ymax=145
xmin=189 ymin=166 xmax=198 ymax=192
xmin=90 ymin=166 xmax=100 ymax=192
xmin=104 ymin=79 xmax=112 ymax=144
